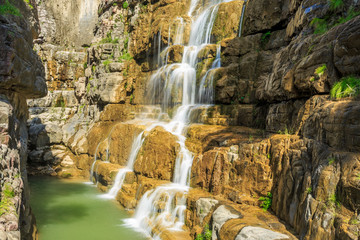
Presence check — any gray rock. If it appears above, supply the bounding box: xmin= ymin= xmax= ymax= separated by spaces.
xmin=235 ymin=226 xmax=289 ymax=240
xmin=196 ymin=198 xmax=219 ymax=224
xmin=212 ymin=205 xmax=241 ymax=240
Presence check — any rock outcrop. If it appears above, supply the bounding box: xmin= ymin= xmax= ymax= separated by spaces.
xmin=18 ymin=0 xmax=360 ymax=239
xmin=0 ymin=0 xmax=47 ymax=239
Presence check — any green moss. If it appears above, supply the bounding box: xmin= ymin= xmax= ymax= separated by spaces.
xmin=330 ymin=76 xmax=360 ymax=99
xmin=306 ymin=187 xmax=312 ymax=194
xmin=0 ymin=0 xmax=21 ymax=16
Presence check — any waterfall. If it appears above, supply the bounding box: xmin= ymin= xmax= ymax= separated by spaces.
xmin=94 ymin=0 xmax=229 ymax=237
xmin=238 ymin=0 xmax=247 ymax=37
xmin=122 ymin=0 xmax=224 ymax=237
xmin=101 ymin=131 xmax=145 ymax=199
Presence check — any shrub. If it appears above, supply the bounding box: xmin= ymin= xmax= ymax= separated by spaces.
xmin=259 ymin=192 xmax=272 ymax=211
xmin=0 ymin=0 xmax=21 ymax=16
xmin=306 ymin=187 xmax=312 ymax=194
xmin=330 ymin=76 xmax=360 ymax=99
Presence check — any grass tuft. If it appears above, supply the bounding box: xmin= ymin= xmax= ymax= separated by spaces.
xmin=330 ymin=76 xmax=360 ymax=99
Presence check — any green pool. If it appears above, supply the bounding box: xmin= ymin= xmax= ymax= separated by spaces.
xmin=29 ymin=176 xmax=144 ymax=240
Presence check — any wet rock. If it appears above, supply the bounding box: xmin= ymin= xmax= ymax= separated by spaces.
xmin=134 ymin=126 xmax=179 ymax=181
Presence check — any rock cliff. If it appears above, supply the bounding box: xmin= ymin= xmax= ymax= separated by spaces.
xmin=0 ymin=0 xmax=47 ymax=239
xmin=3 ymin=0 xmax=359 ymax=239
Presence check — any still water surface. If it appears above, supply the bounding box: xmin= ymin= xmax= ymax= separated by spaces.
xmin=29 ymin=176 xmax=145 ymax=240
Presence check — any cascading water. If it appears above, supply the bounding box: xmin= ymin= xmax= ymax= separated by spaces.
xmin=121 ymin=0 xmax=226 ymax=238
xmin=95 ymin=0 xmax=237 ymax=238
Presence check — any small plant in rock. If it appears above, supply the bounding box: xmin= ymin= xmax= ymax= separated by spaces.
xmin=260 ymin=31 xmax=271 ymax=46
xmin=336 ymin=7 xmax=360 ymax=25
xmin=86 ymin=83 xmax=91 ymax=93
xmin=278 ymin=126 xmax=293 ymax=135
xmin=306 ymin=187 xmax=313 ymax=194
xmin=315 ymin=64 xmax=327 ymax=77
xmin=327 ymin=193 xmax=341 ymax=208
xmin=0 ymin=197 xmax=12 ymax=216
xmin=310 ymin=18 xmax=328 ymax=35
xmin=195 ymin=224 xmax=212 ymax=240
xmin=118 ymin=52 xmax=133 ymax=62
xmin=0 ymin=0 xmax=21 ymax=16
xmin=3 ymin=184 xmax=14 ymax=198
xmin=24 ymin=0 xmax=33 ymax=9
xmin=350 ymin=219 xmax=359 ymax=225
xmin=259 ymin=192 xmax=272 ymax=211
xmin=122 ymin=1 xmax=129 ymax=9
xmin=329 ymin=0 xmax=344 ymax=11
xmin=330 ymin=76 xmax=360 ymax=99
xmin=328 ymin=157 xmax=336 ymax=165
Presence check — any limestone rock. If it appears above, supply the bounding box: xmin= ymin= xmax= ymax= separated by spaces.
xmin=235 ymin=226 xmax=289 ymax=240
xmin=196 ymin=198 xmax=218 ymax=224
xmin=211 ymin=205 xmax=241 ymax=240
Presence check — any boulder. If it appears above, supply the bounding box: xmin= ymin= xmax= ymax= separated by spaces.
xmin=235 ymin=226 xmax=289 ymax=240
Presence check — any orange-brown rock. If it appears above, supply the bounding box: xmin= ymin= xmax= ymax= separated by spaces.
xmin=211 ymin=0 xmax=244 ymax=42
xmin=134 ymin=126 xmax=179 ymax=181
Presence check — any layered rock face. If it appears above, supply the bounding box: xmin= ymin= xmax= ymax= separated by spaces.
xmin=22 ymin=0 xmax=360 ymax=240
xmin=0 ymin=0 xmax=47 ymax=239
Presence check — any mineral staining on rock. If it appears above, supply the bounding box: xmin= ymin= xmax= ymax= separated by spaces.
xmin=1 ymin=0 xmax=359 ymax=239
